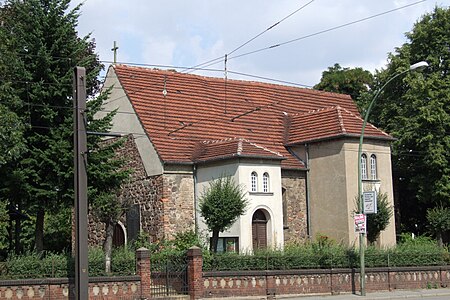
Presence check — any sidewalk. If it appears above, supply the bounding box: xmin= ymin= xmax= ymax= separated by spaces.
xmin=278 ymin=288 xmax=450 ymax=299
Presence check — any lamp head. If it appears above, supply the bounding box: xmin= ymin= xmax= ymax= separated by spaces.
xmin=409 ymin=61 xmax=428 ymax=71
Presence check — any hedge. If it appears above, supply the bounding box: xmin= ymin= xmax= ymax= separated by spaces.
xmin=1 ymin=235 xmax=448 ymax=279
xmin=0 ymin=247 xmax=135 ymax=279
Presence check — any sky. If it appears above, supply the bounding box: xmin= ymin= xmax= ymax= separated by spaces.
xmin=74 ymin=0 xmax=449 ymax=87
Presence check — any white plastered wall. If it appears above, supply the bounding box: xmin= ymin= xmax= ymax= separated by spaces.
xmin=97 ymin=67 xmax=163 ymax=176
xmin=196 ymin=159 xmax=284 ymax=253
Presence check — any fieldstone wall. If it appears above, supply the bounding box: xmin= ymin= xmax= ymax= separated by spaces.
xmin=87 ymin=135 xmax=165 ymax=246
xmin=162 ymin=173 xmax=195 ymax=239
xmin=282 ymin=170 xmax=308 ymax=243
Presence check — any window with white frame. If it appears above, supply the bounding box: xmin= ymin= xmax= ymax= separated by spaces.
xmin=251 ymin=171 xmax=258 ymax=192
xmin=361 ymin=154 xmax=368 ymax=180
xmin=370 ymin=154 xmax=377 ymax=180
xmin=262 ymin=172 xmax=269 ymax=192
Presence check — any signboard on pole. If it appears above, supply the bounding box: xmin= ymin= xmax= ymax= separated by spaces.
xmin=363 ymin=191 xmax=377 ymax=214
xmin=354 ymin=213 xmax=366 ymax=234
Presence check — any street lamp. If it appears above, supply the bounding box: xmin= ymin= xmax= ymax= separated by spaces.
xmin=357 ymin=61 xmax=428 ymax=296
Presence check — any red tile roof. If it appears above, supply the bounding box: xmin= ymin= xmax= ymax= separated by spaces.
xmin=288 ymin=106 xmax=392 ymax=144
xmin=111 ymin=64 xmax=392 ymax=170
xmin=192 ymin=138 xmax=284 ymax=163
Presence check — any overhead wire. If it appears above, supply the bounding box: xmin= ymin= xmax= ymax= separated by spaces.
xmin=191 ymin=0 xmax=428 ymax=69
xmin=1 ymin=1 xmax=427 ymax=84
xmin=182 ymin=0 xmax=316 ymax=73
xmin=1 ymin=0 xmax=437 ymax=138
xmin=229 ymin=0 xmax=316 ymax=57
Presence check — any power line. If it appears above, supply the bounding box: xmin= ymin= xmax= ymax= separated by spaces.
xmin=183 ymin=0 xmax=316 ymax=73
xmin=200 ymin=0 xmax=429 ymax=67
xmin=3 ymin=0 xmax=428 ymax=77
xmin=228 ymin=0 xmax=316 ymax=56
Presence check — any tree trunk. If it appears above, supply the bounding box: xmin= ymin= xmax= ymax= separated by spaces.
xmin=437 ymin=232 xmax=443 ymax=247
xmin=103 ymin=220 xmax=114 ymax=273
xmin=210 ymin=230 xmax=219 ymax=253
xmin=35 ymin=208 xmax=45 ymax=253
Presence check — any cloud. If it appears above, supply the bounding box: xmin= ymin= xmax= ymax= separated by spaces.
xmin=74 ymin=0 xmax=448 ymax=86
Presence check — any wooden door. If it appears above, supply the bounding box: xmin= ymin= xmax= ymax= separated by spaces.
xmin=112 ymin=223 xmax=125 ymax=247
xmin=252 ymin=210 xmax=267 ymax=250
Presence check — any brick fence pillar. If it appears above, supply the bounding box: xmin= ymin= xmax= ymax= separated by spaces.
xmin=187 ymin=246 xmax=203 ymax=300
xmin=441 ymin=266 xmax=449 ymax=287
xmin=136 ymin=247 xmax=151 ymax=299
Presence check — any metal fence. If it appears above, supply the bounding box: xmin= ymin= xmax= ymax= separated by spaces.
xmin=204 ymin=251 xmax=448 ymax=271
xmin=150 ymin=254 xmax=189 ymax=298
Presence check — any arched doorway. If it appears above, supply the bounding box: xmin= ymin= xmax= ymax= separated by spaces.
xmin=112 ymin=222 xmax=125 ymax=247
xmin=252 ymin=209 xmax=268 ymax=250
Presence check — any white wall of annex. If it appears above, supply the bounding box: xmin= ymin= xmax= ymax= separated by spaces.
xmin=196 ymin=159 xmax=283 ymax=253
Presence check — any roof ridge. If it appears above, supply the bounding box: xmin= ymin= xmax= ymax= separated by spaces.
xmin=247 ymin=141 xmax=283 ymax=157
xmin=201 ymin=137 xmax=247 ymax=144
xmin=293 ymin=105 xmax=338 ymax=117
xmin=336 ymin=105 xmax=347 ymax=134
xmin=200 ymin=137 xmax=282 ymax=157
xmin=113 ymin=64 xmax=352 ymax=100
xmin=338 ymin=106 xmax=390 ymax=137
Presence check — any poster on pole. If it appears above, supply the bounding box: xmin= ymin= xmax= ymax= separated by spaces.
xmin=363 ymin=190 xmax=377 ymax=214
xmin=354 ymin=213 xmax=366 ymax=234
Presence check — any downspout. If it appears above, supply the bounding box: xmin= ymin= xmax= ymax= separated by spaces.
xmin=193 ymin=164 xmax=198 ymax=234
xmin=305 ymin=144 xmax=311 ymax=239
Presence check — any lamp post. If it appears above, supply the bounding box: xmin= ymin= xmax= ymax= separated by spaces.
xmin=357 ymin=61 xmax=428 ymax=296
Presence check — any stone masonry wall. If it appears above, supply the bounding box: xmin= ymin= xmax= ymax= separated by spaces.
xmin=87 ymin=135 xmax=165 ymax=246
xmin=162 ymin=173 xmax=195 ymax=240
xmin=281 ymin=170 xmax=308 ymax=244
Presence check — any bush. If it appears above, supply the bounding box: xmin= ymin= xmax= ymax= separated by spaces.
xmin=111 ymin=247 xmax=135 ymax=275
xmin=1 ymin=235 xmax=448 ymax=279
xmin=1 ymin=247 xmax=137 ymax=279
xmin=203 ymin=236 xmax=449 ymax=271
xmin=4 ymin=251 xmax=73 ymax=279
xmin=88 ymin=247 xmax=106 ymax=276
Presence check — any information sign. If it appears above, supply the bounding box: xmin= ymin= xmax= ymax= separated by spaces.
xmin=354 ymin=213 xmax=366 ymax=234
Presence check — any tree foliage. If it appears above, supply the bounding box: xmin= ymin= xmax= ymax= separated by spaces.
xmin=199 ymin=176 xmax=248 ymax=253
xmin=355 ymin=192 xmax=393 ymax=244
xmin=426 ymin=206 xmax=450 ymax=247
xmin=0 ymin=0 xmax=129 ymax=257
xmin=367 ymin=7 xmax=450 ymax=236
xmin=314 ymin=63 xmax=373 ymax=111
xmin=366 ymin=193 xmax=393 ymax=244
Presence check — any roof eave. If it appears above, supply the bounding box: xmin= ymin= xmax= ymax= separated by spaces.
xmin=192 ymin=153 xmax=285 ymax=165
xmin=286 ymin=133 xmax=396 ymax=145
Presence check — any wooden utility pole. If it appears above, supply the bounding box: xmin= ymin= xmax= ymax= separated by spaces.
xmin=73 ymin=66 xmax=88 ymax=299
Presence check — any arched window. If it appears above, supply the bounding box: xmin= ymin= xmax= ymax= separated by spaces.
xmin=370 ymin=154 xmax=377 ymax=180
xmin=361 ymin=154 xmax=368 ymax=180
xmin=251 ymin=172 xmax=258 ymax=192
xmin=262 ymin=172 xmax=269 ymax=192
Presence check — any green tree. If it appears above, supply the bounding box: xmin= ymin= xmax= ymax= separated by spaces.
xmin=199 ymin=176 xmax=248 ymax=253
xmin=426 ymin=206 xmax=450 ymax=247
xmin=0 ymin=0 xmax=127 ymax=256
xmin=87 ymin=130 xmax=131 ymax=273
xmin=367 ymin=193 xmax=393 ymax=244
xmin=368 ymin=7 xmax=450 ymax=236
xmin=314 ymin=63 xmax=373 ymax=111
xmin=355 ymin=192 xmax=393 ymax=244
xmin=0 ymin=199 xmax=8 ymax=252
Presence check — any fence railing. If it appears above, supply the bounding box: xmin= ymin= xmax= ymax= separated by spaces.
xmin=204 ymin=251 xmax=448 ymax=271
